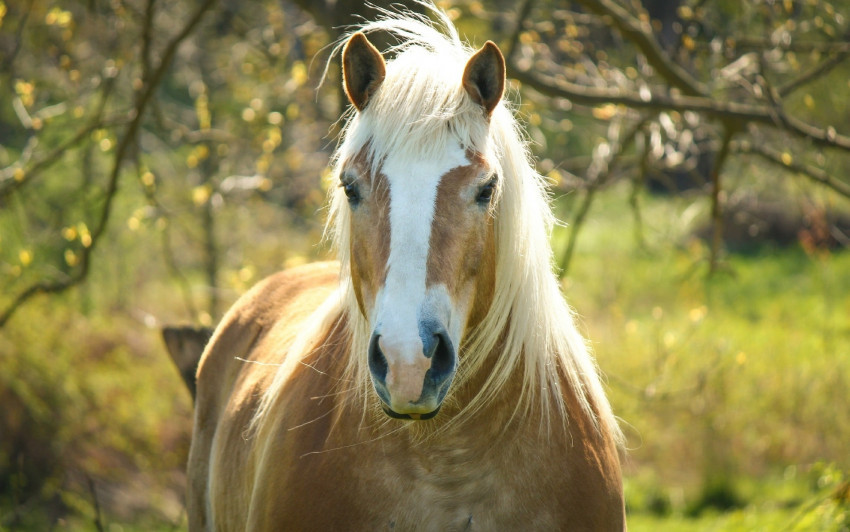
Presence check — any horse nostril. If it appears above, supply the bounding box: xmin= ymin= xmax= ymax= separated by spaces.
xmin=368 ymin=333 xmax=387 ymax=382
xmin=428 ymin=330 xmax=455 ymax=382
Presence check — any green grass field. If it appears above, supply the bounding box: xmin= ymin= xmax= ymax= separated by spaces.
xmin=557 ymin=186 xmax=850 ymax=530
xmin=2 ymin=183 xmax=848 ymax=530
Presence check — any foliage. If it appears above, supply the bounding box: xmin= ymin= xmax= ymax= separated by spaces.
xmin=561 ymin=183 xmax=850 ymax=529
xmin=0 ymin=295 xmax=192 ymax=528
xmin=1 ymin=0 xmax=850 ymax=528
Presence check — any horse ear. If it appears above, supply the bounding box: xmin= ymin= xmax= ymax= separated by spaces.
xmin=462 ymin=41 xmax=506 ymax=116
xmin=342 ymin=32 xmax=386 ymax=111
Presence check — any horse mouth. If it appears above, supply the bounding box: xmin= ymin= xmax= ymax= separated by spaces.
xmin=381 ymin=405 xmax=441 ymax=420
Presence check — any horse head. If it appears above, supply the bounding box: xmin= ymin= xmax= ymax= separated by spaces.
xmin=338 ymin=32 xmax=506 ymax=420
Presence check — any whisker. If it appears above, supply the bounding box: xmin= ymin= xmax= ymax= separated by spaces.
xmin=298 ymin=422 xmax=409 ymax=459
xmin=235 ymin=357 xmax=282 ymax=367
xmin=287 ymin=407 xmax=337 ymax=432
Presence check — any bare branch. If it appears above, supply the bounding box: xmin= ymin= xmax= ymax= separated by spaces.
xmin=0 ymin=0 xmax=218 ymax=329
xmin=734 ymin=37 xmax=850 ymax=55
xmin=571 ymin=0 xmax=707 ymax=96
xmin=505 ymin=0 xmax=535 ymax=62
xmin=708 ymin=125 xmax=736 ymax=276
xmin=0 ymin=0 xmax=34 ymax=75
xmin=0 ymin=72 xmax=120 ymax=198
xmin=558 ymin=118 xmax=648 ymax=277
xmin=508 ymin=65 xmax=850 ymax=152
xmin=0 ymin=113 xmax=131 ymax=199
xmin=737 ymin=141 xmax=850 ymax=199
xmin=778 ymin=53 xmax=850 ymax=97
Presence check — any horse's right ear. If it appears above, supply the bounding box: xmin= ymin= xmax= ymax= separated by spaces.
xmin=342 ymin=32 xmax=386 ymax=112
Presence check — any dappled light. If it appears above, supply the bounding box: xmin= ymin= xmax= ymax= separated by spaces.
xmin=1 ymin=0 xmax=849 ymax=529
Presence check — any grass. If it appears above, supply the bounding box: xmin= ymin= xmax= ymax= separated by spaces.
xmin=2 ymin=181 xmax=849 ymax=529
xmin=554 ymin=184 xmax=850 ymax=529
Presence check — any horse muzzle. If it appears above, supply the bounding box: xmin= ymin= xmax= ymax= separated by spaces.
xmin=367 ymin=321 xmax=457 ymax=420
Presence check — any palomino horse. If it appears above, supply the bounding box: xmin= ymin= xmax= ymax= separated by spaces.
xmin=188 ymin=8 xmax=625 ymax=530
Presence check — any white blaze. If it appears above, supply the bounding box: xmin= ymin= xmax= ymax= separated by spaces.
xmin=373 ymin=142 xmax=468 ymax=363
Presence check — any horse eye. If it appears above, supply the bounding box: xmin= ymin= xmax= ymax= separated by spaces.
xmin=343 ymin=183 xmax=360 ymax=204
xmin=476 ymin=179 xmax=496 ymax=205
xmin=340 ymin=176 xmax=361 ymax=206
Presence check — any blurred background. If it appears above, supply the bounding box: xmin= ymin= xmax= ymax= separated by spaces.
xmin=1 ymin=0 xmax=848 ymax=529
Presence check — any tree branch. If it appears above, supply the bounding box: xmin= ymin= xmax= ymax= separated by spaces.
xmin=505 ymin=0 xmax=535 ymax=63
xmin=508 ymin=65 xmax=850 ymax=152
xmin=737 ymin=141 xmax=850 ymax=199
xmin=0 ymin=70 xmax=120 ymax=198
xmin=708 ymin=125 xmax=736 ymax=275
xmin=0 ymin=0 xmax=218 ymax=329
xmin=778 ymin=52 xmax=850 ymax=97
xmin=558 ymin=118 xmax=648 ymax=277
xmin=571 ymin=0 xmax=707 ymax=96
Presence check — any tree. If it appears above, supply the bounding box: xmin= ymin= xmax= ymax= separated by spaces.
xmin=496 ymin=0 xmax=850 ymax=273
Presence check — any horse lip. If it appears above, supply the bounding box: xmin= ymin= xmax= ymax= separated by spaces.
xmin=381 ymin=404 xmax=441 ymax=420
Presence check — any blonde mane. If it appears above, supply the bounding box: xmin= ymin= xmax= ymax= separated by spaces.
xmin=255 ymin=5 xmax=621 ymax=444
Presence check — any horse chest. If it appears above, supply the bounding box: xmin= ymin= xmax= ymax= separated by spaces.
xmin=355 ymin=437 xmax=560 ymax=531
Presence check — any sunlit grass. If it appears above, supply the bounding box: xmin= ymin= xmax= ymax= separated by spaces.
xmin=553 ymin=184 xmax=850 ymax=527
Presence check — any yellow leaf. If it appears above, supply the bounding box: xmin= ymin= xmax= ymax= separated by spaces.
xmin=285 ymin=103 xmax=299 ymax=121
xmin=64 ymin=249 xmax=78 ymax=267
xmin=192 ymin=185 xmax=211 ymax=206
xmin=547 ymin=169 xmax=563 ymax=186
xmin=19 ymin=249 xmax=32 ymax=266
xmin=592 ymin=104 xmax=618 ymax=120
xmin=78 ymin=223 xmax=92 ymax=247
xmin=141 ymin=171 xmax=155 ymax=187
xmin=267 ymin=111 xmax=283 ymax=125
xmin=803 ymin=94 xmax=815 ymax=109
xmin=689 ymin=306 xmax=708 ymax=323
xmin=291 ymin=61 xmax=307 ymax=86
xmin=781 ymin=152 xmax=792 ymax=165
xmin=62 ymin=226 xmax=78 ymax=241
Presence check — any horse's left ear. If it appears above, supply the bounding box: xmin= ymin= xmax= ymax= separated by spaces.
xmin=342 ymin=32 xmax=386 ymax=112
xmin=462 ymin=41 xmax=506 ymax=116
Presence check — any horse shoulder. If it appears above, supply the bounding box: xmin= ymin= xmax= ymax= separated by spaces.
xmin=188 ymin=261 xmax=340 ymax=531
xmin=549 ymin=377 xmax=626 ymax=529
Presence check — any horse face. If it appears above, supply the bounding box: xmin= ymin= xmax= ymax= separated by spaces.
xmin=341 ymin=33 xmax=505 ymax=420
xmin=341 ymin=147 xmax=497 ymax=419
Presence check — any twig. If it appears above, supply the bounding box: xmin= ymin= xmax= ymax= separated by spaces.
xmin=558 ymin=118 xmax=647 ymax=276
xmin=571 ymin=0 xmax=707 ymax=97
xmin=0 ymin=0 xmax=34 ymax=75
xmin=708 ymin=125 xmax=736 ymax=276
xmin=0 ymin=113 xmax=130 ymax=199
xmin=504 ymin=0 xmax=535 ymax=63
xmin=778 ymin=52 xmax=850 ymax=97
xmin=0 ymin=67 xmax=120 ymax=197
xmin=87 ymin=476 xmax=106 ymax=532
xmin=629 ymin=137 xmax=650 ymax=250
xmin=0 ymin=0 xmax=218 ymax=329
xmin=737 ymin=141 xmax=850 ymax=199
xmin=508 ymin=65 xmax=850 ymax=153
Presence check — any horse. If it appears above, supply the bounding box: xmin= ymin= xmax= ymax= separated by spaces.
xmin=187 ymin=7 xmax=625 ymax=530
